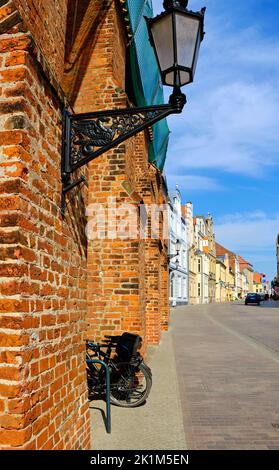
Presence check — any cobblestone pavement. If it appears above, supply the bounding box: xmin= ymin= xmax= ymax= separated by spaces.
xmin=172 ymin=301 xmax=279 ymax=450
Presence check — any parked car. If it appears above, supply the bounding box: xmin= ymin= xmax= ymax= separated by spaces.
xmin=245 ymin=293 xmax=261 ymax=305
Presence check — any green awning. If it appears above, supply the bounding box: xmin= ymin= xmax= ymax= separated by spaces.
xmin=126 ymin=0 xmax=170 ymax=171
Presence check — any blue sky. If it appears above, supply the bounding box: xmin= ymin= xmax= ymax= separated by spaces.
xmin=152 ymin=0 xmax=279 ymax=281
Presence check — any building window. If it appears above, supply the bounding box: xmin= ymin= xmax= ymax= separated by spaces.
xmin=178 ymin=277 xmax=182 ymax=298
xmin=198 ymin=283 xmax=201 ymax=297
xmin=198 ymin=258 xmax=201 ymax=273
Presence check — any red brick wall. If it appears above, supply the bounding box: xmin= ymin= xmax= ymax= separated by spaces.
xmin=69 ymin=2 xmax=139 ymax=342
xmin=69 ymin=1 xmax=169 ymax=347
xmin=14 ymin=0 xmax=68 ymax=83
xmin=0 ymin=0 xmax=90 ymax=450
xmin=143 ymin=180 xmax=169 ymax=344
xmin=0 ymin=0 xmax=170 ymax=450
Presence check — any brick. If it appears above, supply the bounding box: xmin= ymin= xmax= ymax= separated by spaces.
xmin=0 ymin=35 xmax=31 ymax=53
xmin=0 ymin=196 xmax=21 ymax=211
xmin=0 ymin=263 xmax=27 ymax=277
xmin=3 ymin=82 xmax=27 ymax=98
xmin=36 ymin=429 xmax=48 ymax=448
xmin=8 ymin=397 xmax=31 ymax=414
xmin=0 ymin=130 xmax=30 ymax=147
xmin=0 ymin=98 xmax=28 ymax=115
xmin=0 ymin=298 xmax=29 ymax=313
xmin=0 ymin=331 xmax=28 ymax=346
xmin=2 ymin=145 xmax=32 ymax=163
xmin=0 ymin=414 xmax=25 ymax=430
xmin=0 ymin=2 xmax=15 ymax=21
xmin=0 ymin=66 xmax=27 ymax=82
xmin=0 ymin=213 xmax=21 ymax=227
xmin=0 ymin=178 xmax=22 ymax=194
xmin=5 ymin=51 xmax=27 ymax=67
xmin=33 ymin=414 xmax=50 ymax=436
xmin=0 ymin=365 xmax=21 ymax=381
xmin=0 ymin=426 xmax=32 ymax=447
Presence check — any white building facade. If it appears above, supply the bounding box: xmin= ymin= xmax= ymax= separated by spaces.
xmin=168 ymin=188 xmax=188 ymax=306
xmin=194 ymin=216 xmax=209 ymax=304
xmin=184 ymin=202 xmax=197 ymax=305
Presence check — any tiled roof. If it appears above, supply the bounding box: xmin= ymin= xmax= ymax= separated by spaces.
xmin=215 ymin=242 xmax=236 ymax=272
xmin=215 ymin=242 xmax=236 ymax=258
xmin=238 ymin=255 xmax=253 ymax=272
xmin=216 ymin=243 xmax=254 ymax=275
xmin=253 ymin=272 xmax=262 ymax=284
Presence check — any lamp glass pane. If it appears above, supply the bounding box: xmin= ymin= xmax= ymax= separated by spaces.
xmin=175 ymin=13 xmax=200 ymax=70
xmin=192 ymin=28 xmax=201 ymax=75
xmin=165 ymin=71 xmax=175 ymax=86
xmin=165 ymin=70 xmax=191 ymax=87
xmin=176 ymin=240 xmax=182 ymax=251
xmin=179 ymin=70 xmax=191 ymax=86
xmin=151 ymin=13 xmax=174 ymax=73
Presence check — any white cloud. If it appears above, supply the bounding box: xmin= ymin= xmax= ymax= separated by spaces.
xmin=162 ymin=3 xmax=279 ymax=178
xmin=166 ymin=78 xmax=279 ymax=176
xmin=219 ymin=210 xmax=267 ymax=224
xmin=166 ymin=174 xmax=224 ymax=191
xmin=214 ymin=211 xmax=279 ymax=279
xmin=214 ymin=211 xmax=279 ymax=251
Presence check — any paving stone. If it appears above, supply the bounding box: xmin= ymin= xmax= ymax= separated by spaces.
xmin=172 ymin=302 xmax=279 ymax=450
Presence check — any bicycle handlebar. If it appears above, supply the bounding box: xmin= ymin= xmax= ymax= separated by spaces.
xmin=86 ymin=336 xmax=120 ymax=350
xmin=104 ymin=335 xmax=121 ymax=341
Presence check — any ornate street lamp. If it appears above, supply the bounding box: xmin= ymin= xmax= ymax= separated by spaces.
xmin=146 ymin=1 xmax=205 ymax=91
xmin=168 ymin=238 xmax=182 ymax=265
xmin=61 ymin=0 xmax=205 ymax=215
xmin=175 ymin=239 xmax=182 ymax=253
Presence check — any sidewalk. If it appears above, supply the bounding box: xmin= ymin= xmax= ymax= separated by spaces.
xmin=89 ymin=327 xmax=187 ymax=450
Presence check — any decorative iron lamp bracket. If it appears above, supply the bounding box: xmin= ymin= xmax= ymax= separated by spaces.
xmin=61 ymin=90 xmax=186 ymax=215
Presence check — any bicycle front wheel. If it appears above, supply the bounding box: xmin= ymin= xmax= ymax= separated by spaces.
xmin=110 ymin=361 xmax=152 ymax=408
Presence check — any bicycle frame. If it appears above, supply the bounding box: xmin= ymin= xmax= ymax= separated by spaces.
xmin=86 ymin=333 xmax=152 ymax=408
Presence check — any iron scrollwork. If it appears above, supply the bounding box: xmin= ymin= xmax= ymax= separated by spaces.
xmin=69 ymin=109 xmax=163 ymax=169
xmin=61 ymin=92 xmax=186 ymax=215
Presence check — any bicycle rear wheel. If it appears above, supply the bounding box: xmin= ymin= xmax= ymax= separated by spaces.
xmin=110 ymin=361 xmax=152 ymax=408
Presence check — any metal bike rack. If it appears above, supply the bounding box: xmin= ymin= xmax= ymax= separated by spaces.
xmin=88 ymin=358 xmax=111 ymax=434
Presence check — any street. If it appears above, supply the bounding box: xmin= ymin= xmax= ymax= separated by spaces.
xmin=173 ymin=301 xmax=279 ymax=450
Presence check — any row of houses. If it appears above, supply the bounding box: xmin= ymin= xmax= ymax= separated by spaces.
xmin=168 ymin=188 xmax=267 ymax=306
xmin=270 ymin=235 xmax=279 ymax=299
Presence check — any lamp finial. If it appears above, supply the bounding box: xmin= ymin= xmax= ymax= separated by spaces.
xmin=163 ymin=1 xmax=188 ymax=10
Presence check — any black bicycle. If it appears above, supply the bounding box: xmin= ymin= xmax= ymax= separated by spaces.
xmin=86 ymin=332 xmax=152 ymax=408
